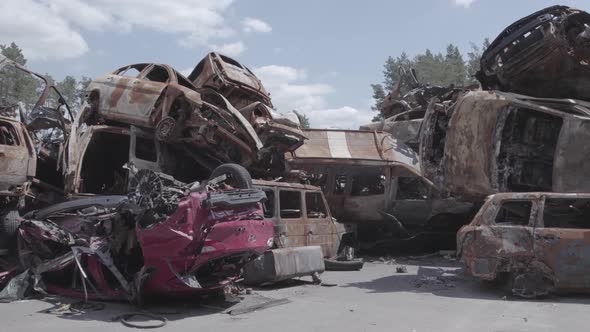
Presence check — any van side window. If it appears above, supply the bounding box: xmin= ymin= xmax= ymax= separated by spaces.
xmin=397 ymin=177 xmax=429 ymax=199
xmin=543 ymin=198 xmax=590 ymax=229
xmin=262 ymin=189 xmax=275 ymax=218
xmin=495 ymin=201 xmax=532 ymax=225
xmin=351 ymin=174 xmax=385 ymax=196
xmin=334 ymin=175 xmax=347 ymax=194
xmin=279 ymin=190 xmax=301 ymax=218
xmin=306 ymin=192 xmax=327 ymax=218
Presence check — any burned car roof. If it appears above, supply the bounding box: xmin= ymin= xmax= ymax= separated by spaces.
xmin=286 ymin=129 xmax=421 ymax=174
xmin=188 ymin=52 xmax=272 ymax=109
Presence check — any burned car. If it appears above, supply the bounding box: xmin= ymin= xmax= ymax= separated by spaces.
xmin=420 ymin=90 xmax=590 ymax=201
xmin=82 ymin=63 xmax=262 ymax=166
xmin=0 ymin=55 xmax=73 ymax=248
xmin=6 ymin=164 xmax=274 ymax=301
xmin=253 ymin=179 xmax=349 ymax=258
xmin=477 ymin=5 xmax=590 ymax=101
xmin=188 ymin=52 xmax=273 ymax=109
xmin=458 ymin=192 xmax=590 ymax=297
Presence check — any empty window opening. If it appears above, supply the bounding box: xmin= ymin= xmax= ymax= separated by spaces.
xmin=495 ymin=200 xmax=533 ymax=225
xmin=262 ymin=189 xmax=275 ymax=218
xmin=80 ymin=132 xmax=130 ymax=194
xmin=397 ymin=177 xmax=429 ymax=199
xmin=116 ymin=65 xmax=147 ymax=77
xmin=219 ymin=54 xmax=243 ymax=68
xmin=279 ymin=190 xmax=301 ymax=218
xmin=144 ymin=65 xmax=169 ymax=83
xmin=135 ymin=136 xmax=157 ymax=162
xmin=334 ymin=175 xmax=347 ymax=194
xmin=543 ymin=198 xmax=590 ymax=229
xmin=497 ymin=108 xmax=562 ymax=192
xmin=306 ymin=192 xmax=327 ymax=218
xmin=0 ymin=123 xmax=18 ymax=145
xmin=351 ymin=174 xmax=385 ymax=196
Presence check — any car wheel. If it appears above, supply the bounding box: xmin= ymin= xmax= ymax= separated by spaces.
xmin=0 ymin=208 xmax=20 ymax=249
xmin=155 ymin=116 xmax=177 ymax=141
xmin=209 ymin=163 xmax=252 ymax=189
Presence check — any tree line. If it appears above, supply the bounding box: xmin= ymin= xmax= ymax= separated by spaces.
xmin=370 ymin=39 xmax=490 ymax=121
xmin=0 ymin=42 xmax=91 ymax=113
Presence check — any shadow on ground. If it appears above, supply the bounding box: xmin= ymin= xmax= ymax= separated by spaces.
xmin=343 ymin=260 xmax=590 ymax=305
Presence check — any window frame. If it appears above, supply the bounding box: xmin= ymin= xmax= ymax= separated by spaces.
xmin=278 ymin=189 xmax=303 ymax=219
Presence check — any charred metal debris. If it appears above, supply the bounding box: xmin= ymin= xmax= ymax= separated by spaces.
xmin=358 ymin=5 xmax=590 ymax=296
xmin=3 ymin=4 xmax=590 ymax=302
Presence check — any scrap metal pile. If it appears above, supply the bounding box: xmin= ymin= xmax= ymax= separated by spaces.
xmin=360 ymin=5 xmax=590 ymax=296
xmin=2 ymin=4 xmax=590 ymax=302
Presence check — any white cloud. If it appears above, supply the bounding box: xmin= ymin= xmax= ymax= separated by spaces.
xmin=210 ymin=41 xmax=246 ymax=56
xmin=254 ymin=65 xmax=371 ymax=129
xmin=0 ymin=0 xmax=238 ymax=60
xmin=453 ymin=0 xmax=476 ymax=8
xmin=308 ymin=106 xmax=373 ymax=129
xmin=242 ymin=17 xmax=272 ymax=33
xmin=0 ymin=0 xmax=89 ymax=60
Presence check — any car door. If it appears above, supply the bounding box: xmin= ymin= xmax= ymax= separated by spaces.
xmin=0 ymin=119 xmax=34 ymax=190
xmin=105 ymin=64 xmax=168 ymax=125
xmin=534 ymin=196 xmax=590 ymax=290
xmin=277 ymin=189 xmax=306 ymax=249
xmin=466 ymin=198 xmax=537 ymax=279
xmin=304 ymin=190 xmax=335 ymax=257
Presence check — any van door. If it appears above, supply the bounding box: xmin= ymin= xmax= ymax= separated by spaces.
xmin=277 ymin=190 xmax=306 ymax=248
xmin=129 ymin=126 xmax=161 ymax=172
xmin=304 ymin=190 xmax=335 ymax=257
xmin=534 ymin=196 xmax=590 ymax=290
xmin=0 ymin=120 xmax=33 ymax=191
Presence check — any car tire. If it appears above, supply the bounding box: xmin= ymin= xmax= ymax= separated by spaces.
xmin=209 ymin=164 xmax=252 ymax=189
xmin=155 ymin=116 xmax=177 ymax=141
xmin=324 ymin=258 xmax=364 ymax=271
xmin=0 ymin=208 xmax=20 ymax=249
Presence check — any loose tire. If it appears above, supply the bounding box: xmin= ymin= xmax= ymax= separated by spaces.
xmin=209 ymin=164 xmax=252 ymax=189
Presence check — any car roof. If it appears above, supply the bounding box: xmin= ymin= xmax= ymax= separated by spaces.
xmin=253 ymin=179 xmax=322 ymax=192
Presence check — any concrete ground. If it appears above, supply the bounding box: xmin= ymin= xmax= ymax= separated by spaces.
xmin=1 ymin=255 xmax=588 ymax=332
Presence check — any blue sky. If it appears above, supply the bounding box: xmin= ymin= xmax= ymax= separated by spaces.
xmin=1 ymin=0 xmax=588 ymax=128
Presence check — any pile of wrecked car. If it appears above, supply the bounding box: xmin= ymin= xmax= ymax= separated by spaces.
xmin=361 ymin=5 xmax=590 ymax=297
xmin=3 ymin=4 xmax=590 ymax=303
xmin=0 ymin=52 xmax=357 ymax=302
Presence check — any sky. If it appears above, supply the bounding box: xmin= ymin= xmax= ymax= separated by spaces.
xmin=1 ymin=0 xmax=589 ymax=128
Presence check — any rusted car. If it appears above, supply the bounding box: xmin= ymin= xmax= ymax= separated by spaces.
xmin=0 ymin=55 xmax=72 ymax=248
xmin=82 ymin=63 xmax=262 ymax=166
xmin=420 ymin=90 xmax=590 ymax=201
xmin=477 ymin=5 xmax=590 ymax=101
xmin=13 ymin=166 xmax=274 ymax=301
xmin=188 ymin=52 xmax=273 ymax=109
xmin=253 ymin=179 xmax=350 ymax=258
xmin=457 ymin=192 xmax=590 ymax=297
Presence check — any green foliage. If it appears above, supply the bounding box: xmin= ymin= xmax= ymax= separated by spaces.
xmin=0 ymin=42 xmax=92 ymax=114
xmin=370 ymin=40 xmax=490 ymax=118
xmin=293 ymin=110 xmax=311 ymax=128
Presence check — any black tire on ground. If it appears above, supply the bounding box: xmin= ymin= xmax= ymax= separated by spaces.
xmin=0 ymin=209 xmax=20 ymax=248
xmin=209 ymin=164 xmax=252 ymax=189
xmin=324 ymin=258 xmax=364 ymax=271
